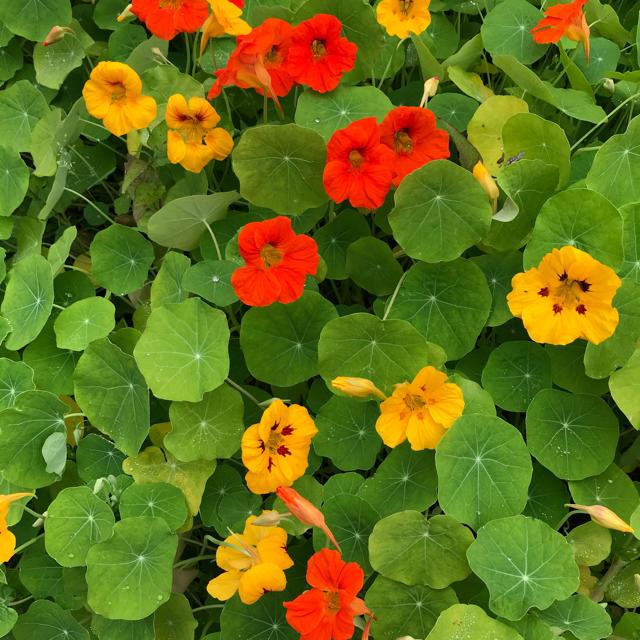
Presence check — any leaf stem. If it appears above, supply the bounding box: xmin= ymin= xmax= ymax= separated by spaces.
xmin=23 ymin=506 xmax=45 ymax=520
xmin=590 ymin=556 xmax=626 ymax=602
xmin=202 ymin=219 xmax=223 ymax=261
xmin=64 ymin=188 xmax=114 ymax=224
xmin=192 ymin=604 xmax=225 ymax=612
xmin=173 ymin=553 xmax=218 ymax=569
xmin=382 ymin=270 xmax=408 ymax=321
xmin=13 ymin=533 xmax=44 ymax=555
xmin=225 ymin=378 xmax=263 ymax=407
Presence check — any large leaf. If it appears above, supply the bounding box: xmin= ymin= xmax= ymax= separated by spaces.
xmin=426 ymin=604 xmax=524 ymax=640
xmin=538 ymin=595 xmax=612 ymax=640
xmin=74 ymin=338 xmax=150 ymax=457
xmin=610 ymin=348 xmax=640 ymax=429
xmin=232 ymin=124 xmax=328 ymax=215
xmin=436 ymin=415 xmax=532 ymax=529
xmin=0 ymin=0 xmax=71 ymax=41
xmin=220 ymin=591 xmax=297 ymax=640
xmin=54 ymin=297 xmax=116 ymax=351
xmin=119 ymin=482 xmax=188 ymax=531
xmin=467 ymin=515 xmax=580 ymax=620
xmin=76 ymin=433 xmax=126 ymax=485
xmin=0 ymin=358 xmax=35 ymax=410
xmin=133 ymin=298 xmax=230 ymax=402
xmin=13 ymin=600 xmax=88 ymax=640
xmin=0 ymin=146 xmax=29 ymax=216
xmin=86 ymin=517 xmax=178 ymax=620
xmin=0 ymin=80 xmax=48 ymax=153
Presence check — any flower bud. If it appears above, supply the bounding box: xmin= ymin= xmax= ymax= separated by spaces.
xmin=567 ymin=503 xmax=634 ymax=533
xmin=331 ymin=377 xmax=386 ymax=400
xmin=117 ymin=3 xmax=134 ymax=22
xmin=250 ymin=510 xmax=290 ymax=527
xmin=42 ymin=26 xmax=74 ymax=47
xmin=473 ymin=161 xmax=499 ymax=214
xmin=276 ymin=486 xmax=342 ymax=552
xmin=419 ymin=76 xmax=439 ymax=107
xmin=635 ymin=573 xmax=640 ymax=591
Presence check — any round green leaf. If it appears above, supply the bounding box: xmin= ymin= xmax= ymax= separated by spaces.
xmin=386 ymin=259 xmax=492 ymax=360
xmin=232 ymin=124 xmax=328 ymax=215
xmin=0 ymin=390 xmax=67 ymax=487
xmin=134 ymin=297 xmax=230 ymax=402
xmin=526 ymin=389 xmax=618 ymax=480
xmin=389 ymin=160 xmax=492 ymax=263
xmin=0 ymin=80 xmax=49 ymax=153
xmin=154 ymin=593 xmax=198 ymax=640
xmin=323 ymin=472 xmax=365 ymax=502
xmin=2 ymin=253 xmax=53 ymax=350
xmin=150 ymin=251 xmax=190 ymax=309
xmin=429 ymin=93 xmax=478 ymax=132
xmin=345 ymin=237 xmax=402 ymax=296
xmin=147 ymin=192 xmax=239 ymax=251
xmin=166 ymin=383 xmax=244 ymax=462
xmin=108 ymin=23 xmax=148 ymax=61
xmin=586 ymin=115 xmax=640 ymax=207
xmin=452 ymin=374 xmax=496 ymax=416
xmin=538 ymin=595 xmax=612 ymax=640
xmin=605 ymin=560 xmax=640 ymax=608
xmin=0 ymin=357 xmax=34 ymax=410
xmin=566 ymin=522 xmax=611 ymax=567
xmin=481 ymin=0 xmax=547 ymax=64
xmin=318 ymin=313 xmax=446 ymax=395
xmin=357 ymin=444 xmax=438 ymax=518
xmin=13 ymin=600 xmax=88 ymax=640
xmin=294 ymin=86 xmax=392 ymax=141
xmin=0 ymin=604 xmax=17 ymax=637
xmin=481 ymin=341 xmax=552 ymax=412
xmin=92 ymin=615 xmax=155 ymax=640
xmin=119 ymin=482 xmax=187 ymax=532
xmin=86 ymin=516 xmax=178 ymax=620
xmin=48 ymin=226 xmax=78 ymax=275
xmin=33 ymin=30 xmax=87 ymax=90
xmin=609 ymin=347 xmax=640 ymax=429
xmin=575 ymin=37 xmax=620 ymax=84
xmin=220 ymin=591 xmax=297 ymax=640
xmin=369 ymin=512 xmax=473 ymax=588
xmin=426 ymin=604 xmax=524 ymax=640
xmin=620 ymin=203 xmax=640 ymax=283
xmin=240 ymin=292 xmax=337 ymax=387
xmin=546 ymin=342 xmax=608 ymax=396
xmin=365 ymin=576 xmax=458 ymax=640
xmin=436 ymin=415 xmax=532 ymax=530
xmin=54 ymin=297 xmax=116 ymax=351
xmin=90 ymin=224 xmax=154 ymax=295
xmin=569 ymin=463 xmax=639 ymax=521
xmin=76 ymin=433 xmax=126 ymax=485
xmin=182 ymin=259 xmax=238 ymax=307
xmin=523 ymin=461 xmax=570 ymax=528
xmin=74 ymin=338 xmax=150 ymax=457
xmin=523 ymin=188 xmax=623 ymax=270
xmin=0 ymin=38 xmax=24 ymax=83
xmin=313 ymin=396 xmax=382 ymax=471
xmin=466 ymin=515 xmax=580 ymax=620
xmin=45 ymin=486 xmax=115 ymax=567
xmin=0 ymin=146 xmax=29 ymax=216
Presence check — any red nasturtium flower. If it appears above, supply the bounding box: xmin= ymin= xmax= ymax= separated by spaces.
xmin=228 ymin=0 xmax=244 ymax=6
xmin=284 ymin=549 xmax=367 ymax=640
xmin=530 ymin=0 xmax=590 ymax=62
xmin=208 ymin=18 xmax=294 ymax=103
xmin=323 ymin=117 xmax=395 ymax=211
xmin=131 ymin=0 xmax=209 ymax=40
xmin=232 ymin=217 xmax=319 ymax=307
xmin=379 ymin=106 xmax=450 ymax=186
xmin=286 ymin=14 xmax=358 ymax=93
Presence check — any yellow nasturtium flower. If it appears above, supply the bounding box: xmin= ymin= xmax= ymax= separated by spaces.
xmin=472 ymin=161 xmax=499 ymax=213
xmin=82 ymin=61 xmax=157 ymax=137
xmin=200 ymin=0 xmax=252 ymax=58
xmin=507 ymin=246 xmax=621 ymax=346
xmin=376 ymin=366 xmax=464 ymax=451
xmin=165 ymin=94 xmax=234 ymax=173
xmin=376 ymin=0 xmax=431 ymax=39
xmin=1 ymin=493 xmax=35 ymax=563
xmin=207 ymin=512 xmax=293 ymax=604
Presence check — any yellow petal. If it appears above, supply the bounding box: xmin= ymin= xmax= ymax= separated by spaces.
xmin=256 ymin=528 xmax=293 ymax=570
xmin=167 ymin=130 xmax=187 ymax=165
xmin=0 ymin=526 xmax=16 ymax=564
xmin=180 ymin=141 xmax=215 ymax=174
xmin=102 ymin=102 xmax=132 ymax=137
xmin=205 ymin=128 xmax=234 ymax=161
xmin=166 ymin=94 xmax=190 ymax=130
xmin=405 ymin=412 xmax=447 ymax=450
xmin=238 ymin=563 xmax=286 ymax=604
xmin=207 ymin=569 xmax=242 ymax=601
xmin=375 ymin=396 xmax=410 ymax=448
xmin=126 ymin=94 xmax=157 ymax=130
xmin=0 ymin=493 xmax=34 ymax=524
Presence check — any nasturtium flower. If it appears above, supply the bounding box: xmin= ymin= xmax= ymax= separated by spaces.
xmin=206 ymin=512 xmax=293 ymax=604
xmin=567 ymin=504 xmax=634 ymax=534
xmin=379 ymin=106 xmax=450 ymax=187
xmin=1 ymin=493 xmax=34 ymax=563
xmin=131 ymin=0 xmax=209 ymax=40
xmin=530 ymin=0 xmax=590 ymax=62
xmin=200 ymin=0 xmax=251 ymax=58
xmin=323 ymin=117 xmax=396 ymax=211
xmin=82 ymin=61 xmax=157 ymax=137
xmin=208 ymin=18 xmax=294 ymax=102
xmin=472 ymin=160 xmax=499 ymax=213
xmin=376 ymin=366 xmax=464 ymax=451
xmin=376 ymin=0 xmax=432 ymax=39
xmin=285 ymin=14 xmax=358 ymax=93
xmin=284 ymin=549 xmax=367 ymax=640
xmin=232 ymin=216 xmax=319 ymax=307
xmin=507 ymin=246 xmax=621 ymax=346
xmin=165 ymin=94 xmax=234 ymax=173
xmin=241 ymin=399 xmax=318 ymax=494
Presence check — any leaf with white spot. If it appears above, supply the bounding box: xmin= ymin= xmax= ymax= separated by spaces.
xmin=45 ymin=486 xmax=115 ymax=567
xmin=0 ymin=357 xmax=34 ymax=410
xmin=0 ymin=80 xmax=49 ymax=152
xmin=426 ymin=604 xmax=524 ymax=640
xmin=54 ymin=297 xmax=116 ymax=351
xmin=0 ymin=145 xmax=29 ymax=216
xmin=76 ymin=433 xmax=127 ymax=485
xmin=539 ymin=595 xmax=612 ymax=640
xmin=181 ymin=259 xmax=238 ymax=307
xmin=12 ymin=599 xmax=88 ymax=640
xmin=119 ymin=482 xmax=188 ymax=531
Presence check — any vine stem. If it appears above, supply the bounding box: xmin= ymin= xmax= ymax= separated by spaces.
xmin=173 ymin=554 xmax=217 ymax=569
xmin=382 ymin=271 xmax=408 ymax=321
xmin=23 ymin=506 xmax=45 ymax=520
xmin=192 ymin=604 xmax=225 ymax=612
xmin=590 ymin=556 xmax=626 ymax=602
xmin=13 ymin=533 xmax=44 ymax=555
xmin=225 ymin=378 xmax=262 ymax=407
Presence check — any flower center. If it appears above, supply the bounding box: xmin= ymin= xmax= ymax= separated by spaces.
xmin=260 ymin=244 xmax=284 ymax=268
xmin=159 ymin=0 xmax=180 ymax=8
xmin=349 ymin=149 xmax=365 ymax=168
xmin=403 ymin=393 xmax=426 ymax=411
xmin=399 ymin=0 xmax=413 ymax=16
xmin=265 ymin=46 xmax=280 ymax=64
xmin=106 ymin=80 xmax=127 ymax=102
xmin=326 ymin=590 xmax=341 ymax=612
xmin=539 ymin=271 xmax=591 ymax=315
xmin=311 ymin=39 xmax=327 ymax=59
xmin=394 ymin=129 xmax=413 ymax=154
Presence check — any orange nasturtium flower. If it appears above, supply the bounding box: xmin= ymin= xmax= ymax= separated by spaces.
xmin=82 ymin=61 xmax=157 ymax=137
xmin=165 ymin=94 xmax=234 ymax=173
xmin=567 ymin=504 xmax=634 ymax=534
xmin=376 ymin=0 xmax=432 ymax=39
xmin=376 ymin=366 xmax=464 ymax=450
xmin=199 ymin=0 xmax=252 ymax=58
xmin=507 ymin=246 xmax=621 ymax=346
xmin=241 ymin=399 xmax=318 ymax=494
xmin=530 ymin=0 xmax=590 ymax=62
xmin=1 ymin=493 xmax=34 ymax=563
xmin=206 ymin=512 xmax=293 ymax=604
xmin=131 ymin=0 xmax=209 ymax=41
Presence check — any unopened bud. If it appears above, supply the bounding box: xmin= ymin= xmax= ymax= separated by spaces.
xmin=419 ymin=76 xmax=439 ymax=107
xmin=567 ymin=503 xmax=634 ymax=533
xmin=42 ymin=26 xmax=74 ymax=47
xmin=251 ymin=510 xmax=291 ymax=527
xmin=151 ymin=47 xmax=172 ymax=65
xmin=332 ymin=377 xmax=386 ymax=400
xmin=473 ymin=161 xmax=499 ymax=214
xmin=635 ymin=573 xmax=640 ymax=591
xmin=602 ymin=78 xmax=614 ymax=95
xmin=117 ymin=4 xmax=134 ymax=22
